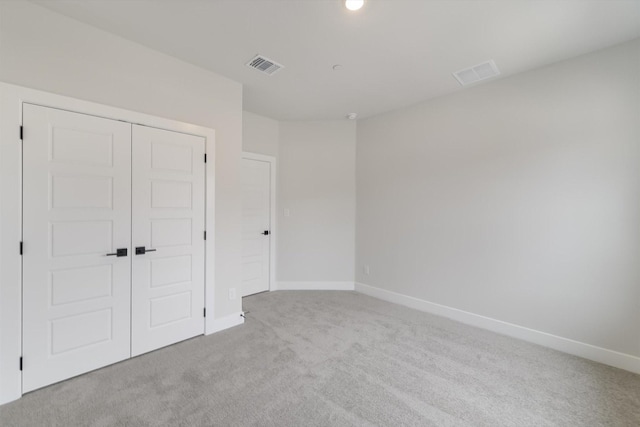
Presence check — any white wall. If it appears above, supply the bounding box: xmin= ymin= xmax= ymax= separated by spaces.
xmin=357 ymin=39 xmax=640 ymax=357
xmin=278 ymin=121 xmax=356 ymax=284
xmin=243 ymin=111 xmax=279 ymax=157
xmin=0 ymin=0 xmax=243 ymax=320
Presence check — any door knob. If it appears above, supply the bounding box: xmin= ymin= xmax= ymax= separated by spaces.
xmin=262 ymin=230 xmax=270 ymax=236
xmin=135 ymin=246 xmax=157 ymax=255
xmin=106 ymin=248 xmax=128 ymax=257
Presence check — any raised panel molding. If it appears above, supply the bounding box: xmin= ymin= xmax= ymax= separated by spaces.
xmin=50 ymin=265 xmax=112 ymax=306
xmin=151 ymin=143 xmax=193 ymax=172
xmin=50 ymin=309 xmax=112 ymax=355
xmin=150 ymin=256 xmax=192 ymax=288
xmin=151 ymin=180 xmax=192 ymax=208
xmin=149 ymin=291 xmax=192 ymax=328
xmin=51 ymin=175 xmax=113 ymax=209
xmin=0 ymin=82 xmax=217 ymax=405
xmin=50 ymin=221 xmax=113 ymax=257
xmin=150 ymin=218 xmax=192 ymax=248
xmin=51 ymin=127 xmax=113 ymax=167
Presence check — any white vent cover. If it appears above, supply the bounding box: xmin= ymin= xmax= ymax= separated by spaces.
xmin=453 ymin=60 xmax=500 ymax=86
xmin=246 ymin=54 xmax=284 ymax=76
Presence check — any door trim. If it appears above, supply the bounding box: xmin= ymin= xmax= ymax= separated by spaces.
xmin=0 ymin=82 xmax=217 ymax=404
xmin=241 ymin=152 xmax=276 ymax=293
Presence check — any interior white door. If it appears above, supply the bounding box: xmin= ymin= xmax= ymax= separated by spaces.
xmin=241 ymin=158 xmax=271 ymax=297
xmin=131 ymin=125 xmax=206 ymax=357
xmin=22 ymin=104 xmax=132 ymax=392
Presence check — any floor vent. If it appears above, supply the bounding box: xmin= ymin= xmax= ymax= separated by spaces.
xmin=453 ymin=60 xmax=500 ymax=86
xmin=246 ymin=55 xmax=284 ymax=76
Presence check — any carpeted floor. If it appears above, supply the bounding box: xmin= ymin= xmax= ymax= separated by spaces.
xmin=1 ymin=290 xmax=639 ymax=426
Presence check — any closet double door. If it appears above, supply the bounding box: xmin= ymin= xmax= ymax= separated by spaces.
xmin=22 ymin=104 xmax=206 ymax=392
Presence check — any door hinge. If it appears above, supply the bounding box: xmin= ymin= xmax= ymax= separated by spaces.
xmin=19 ymin=241 xmax=23 ymax=255
xmin=19 ymin=357 xmax=23 ymax=371
xmin=204 ymin=153 xmax=207 ymax=163
xmin=204 ymin=231 xmax=206 ymax=240
xmin=19 ymin=126 xmax=23 ymax=141
xmin=203 ymin=308 xmax=206 ymax=318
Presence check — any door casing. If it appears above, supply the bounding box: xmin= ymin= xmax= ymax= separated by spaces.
xmin=21 ymin=104 xmax=134 ymax=393
xmin=0 ymin=83 xmax=222 ymax=404
xmin=241 ymin=152 xmax=276 ymax=296
xmin=131 ymin=124 xmax=207 ymax=357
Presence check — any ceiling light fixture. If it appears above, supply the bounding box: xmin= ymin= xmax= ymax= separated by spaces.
xmin=346 ymin=113 xmax=358 ymax=120
xmin=344 ymin=0 xmax=364 ymax=11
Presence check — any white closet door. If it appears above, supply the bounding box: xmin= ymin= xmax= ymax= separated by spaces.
xmin=22 ymin=104 xmax=132 ymax=392
xmin=241 ymin=158 xmax=271 ymax=297
xmin=131 ymin=125 xmax=206 ymax=357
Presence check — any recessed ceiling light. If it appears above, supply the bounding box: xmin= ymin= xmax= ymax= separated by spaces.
xmin=346 ymin=113 xmax=358 ymax=120
xmin=344 ymin=0 xmax=364 ymax=11
xmin=333 ymin=64 xmax=343 ymax=71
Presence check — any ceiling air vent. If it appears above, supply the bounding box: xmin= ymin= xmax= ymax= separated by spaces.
xmin=453 ymin=60 xmax=500 ymax=86
xmin=246 ymin=55 xmax=284 ymax=76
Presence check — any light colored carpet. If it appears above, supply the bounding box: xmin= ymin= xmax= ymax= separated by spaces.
xmin=1 ymin=290 xmax=639 ymax=426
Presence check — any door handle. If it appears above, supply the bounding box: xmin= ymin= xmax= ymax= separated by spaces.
xmin=135 ymin=246 xmax=157 ymax=255
xmin=262 ymin=230 xmax=270 ymax=236
xmin=106 ymin=248 xmax=128 ymax=257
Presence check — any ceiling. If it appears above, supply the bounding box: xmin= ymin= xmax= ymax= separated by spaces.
xmin=32 ymin=0 xmax=640 ymax=121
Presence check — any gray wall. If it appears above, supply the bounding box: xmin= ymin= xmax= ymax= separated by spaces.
xmin=242 ymin=115 xmax=356 ymax=285
xmin=0 ymin=0 xmax=244 ymax=319
xmin=356 ymin=39 xmax=640 ymax=356
xmin=242 ymin=111 xmax=279 ymax=157
xmin=278 ymin=121 xmax=356 ymax=283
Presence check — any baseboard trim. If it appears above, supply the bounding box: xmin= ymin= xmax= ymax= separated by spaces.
xmin=354 ymin=282 xmax=640 ymax=374
xmin=207 ymin=311 xmax=245 ymax=335
xmin=274 ymin=281 xmax=355 ymax=291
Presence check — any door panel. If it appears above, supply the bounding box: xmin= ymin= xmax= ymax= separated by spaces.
xmin=131 ymin=125 xmax=205 ymax=357
xmin=241 ymin=158 xmax=271 ymax=297
xmin=22 ymin=104 xmax=132 ymax=393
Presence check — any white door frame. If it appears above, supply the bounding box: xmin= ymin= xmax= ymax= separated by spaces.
xmin=0 ymin=82 xmax=217 ymax=404
xmin=241 ymin=152 xmax=276 ymax=293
